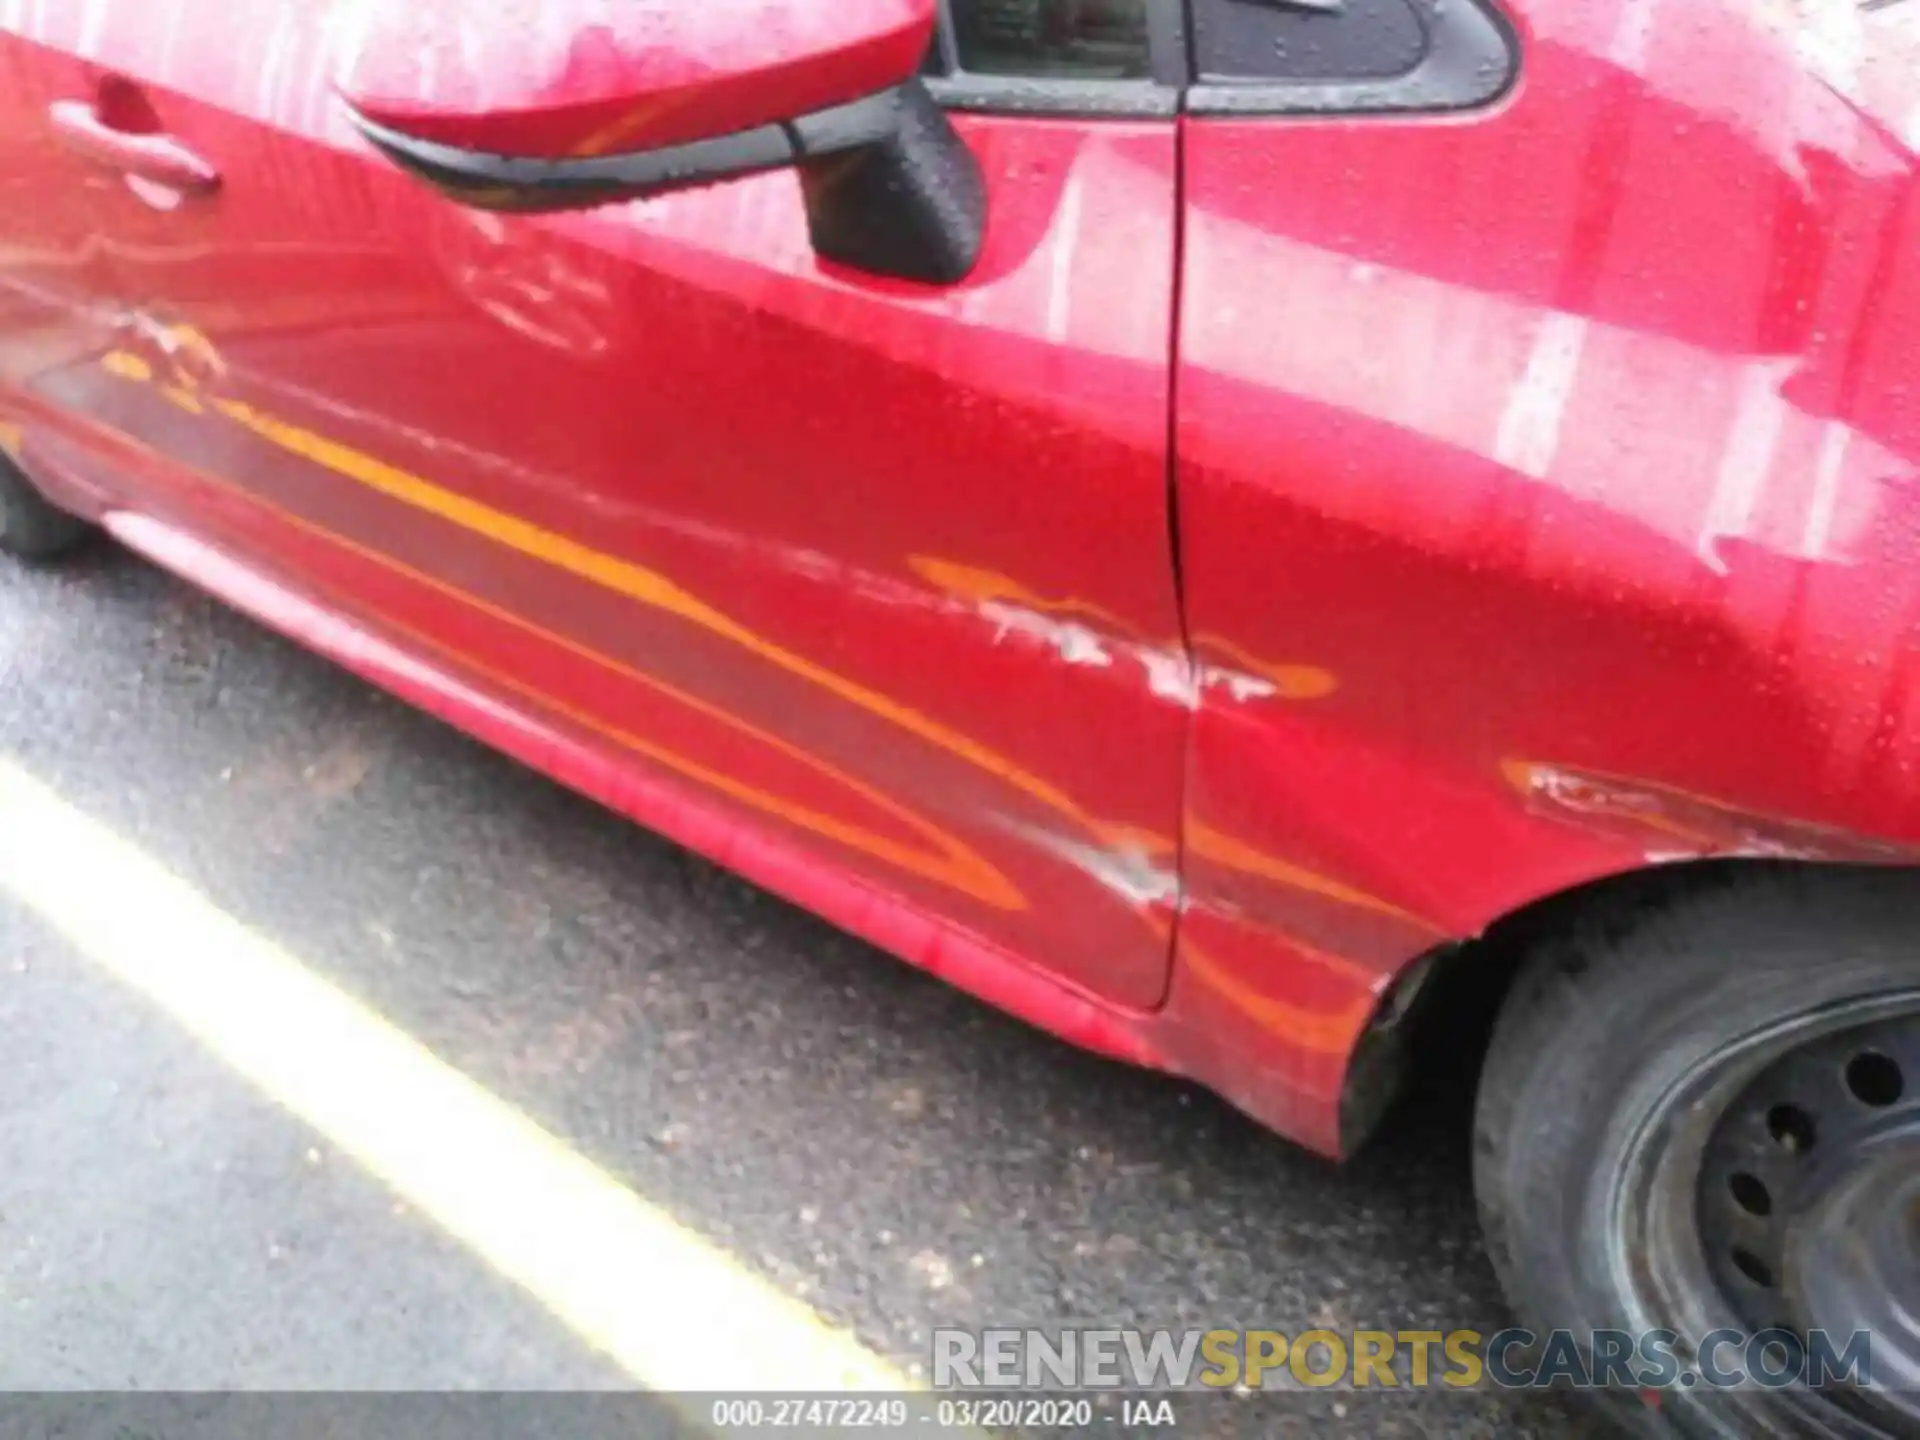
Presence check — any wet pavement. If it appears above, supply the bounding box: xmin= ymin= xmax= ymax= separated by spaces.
xmin=0 ymin=544 xmax=1597 ymax=1436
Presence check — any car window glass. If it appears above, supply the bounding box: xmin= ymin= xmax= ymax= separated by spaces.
xmin=950 ymin=0 xmax=1152 ymax=80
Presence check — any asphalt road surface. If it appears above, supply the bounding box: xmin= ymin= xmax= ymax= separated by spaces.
xmin=0 ymin=542 xmax=1598 ymax=1437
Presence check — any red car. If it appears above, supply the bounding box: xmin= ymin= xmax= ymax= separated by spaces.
xmin=1 ymin=0 xmax=1915 ymax=1430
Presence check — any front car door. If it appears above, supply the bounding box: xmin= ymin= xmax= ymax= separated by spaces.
xmin=70 ymin=0 xmax=1190 ymax=1011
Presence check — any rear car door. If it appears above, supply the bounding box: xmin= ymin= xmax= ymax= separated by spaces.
xmin=1167 ymin=0 xmax=1920 ymax=1148
xmin=71 ymin=0 xmax=1188 ymax=1009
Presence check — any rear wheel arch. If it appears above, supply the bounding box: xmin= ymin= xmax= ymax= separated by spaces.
xmin=1344 ymin=857 xmax=1917 ymax=1152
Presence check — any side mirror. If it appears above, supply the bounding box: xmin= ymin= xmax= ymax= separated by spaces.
xmin=337 ymin=0 xmax=984 ymax=285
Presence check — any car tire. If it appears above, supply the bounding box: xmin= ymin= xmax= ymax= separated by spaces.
xmin=0 ymin=455 xmax=91 ymax=561
xmin=1474 ymin=867 xmax=1920 ymax=1438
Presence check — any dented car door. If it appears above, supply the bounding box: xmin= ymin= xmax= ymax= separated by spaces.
xmin=67 ymin=0 xmax=1191 ymax=1009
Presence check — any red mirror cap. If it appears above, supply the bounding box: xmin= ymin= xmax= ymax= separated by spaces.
xmin=337 ymin=0 xmax=938 ymax=161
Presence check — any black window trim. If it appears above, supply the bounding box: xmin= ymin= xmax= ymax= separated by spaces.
xmin=926 ymin=0 xmax=1518 ymax=120
xmin=1185 ymin=0 xmax=1520 ymax=117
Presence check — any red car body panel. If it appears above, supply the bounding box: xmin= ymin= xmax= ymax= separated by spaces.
xmin=1171 ymin=1 xmax=1920 ymax=1143
xmin=37 ymin=2 xmax=1194 ymax=1027
xmin=0 ymin=39 xmax=133 ymax=468
xmin=2 ymin=0 xmax=1916 ymax=1158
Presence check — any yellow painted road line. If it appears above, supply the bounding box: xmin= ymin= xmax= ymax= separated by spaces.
xmin=0 ymin=758 xmax=911 ymax=1394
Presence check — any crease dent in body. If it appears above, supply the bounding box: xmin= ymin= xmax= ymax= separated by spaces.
xmin=997 ymin=818 xmax=1183 ymax=911
xmin=977 ymin=602 xmax=1283 ymax=710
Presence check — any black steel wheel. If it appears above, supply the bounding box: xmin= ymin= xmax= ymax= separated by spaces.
xmin=1610 ymin=994 xmax=1920 ymax=1436
xmin=1695 ymin=1007 xmax=1920 ymax=1429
